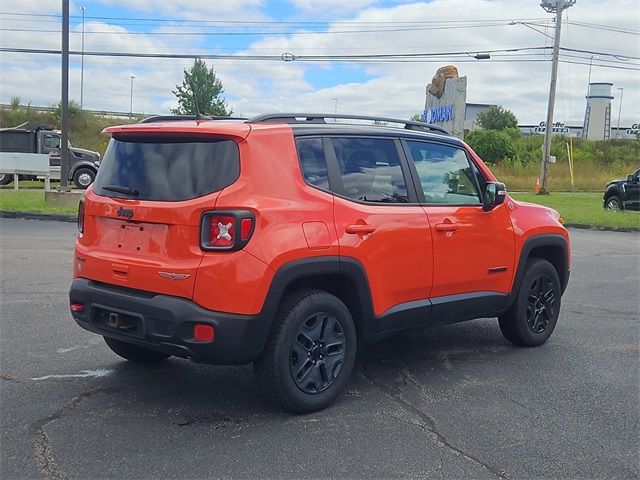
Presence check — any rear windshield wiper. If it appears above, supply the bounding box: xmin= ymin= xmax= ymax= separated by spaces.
xmin=101 ymin=185 xmax=139 ymax=196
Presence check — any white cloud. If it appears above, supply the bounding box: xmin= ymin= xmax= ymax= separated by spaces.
xmin=0 ymin=0 xmax=638 ymax=127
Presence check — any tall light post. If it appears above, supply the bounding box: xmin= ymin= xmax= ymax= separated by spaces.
xmin=60 ymin=0 xmax=70 ymax=192
xmin=129 ymin=74 xmax=135 ymax=119
xmin=80 ymin=6 xmax=85 ymax=109
xmin=538 ymin=0 xmax=576 ymax=194
xmin=616 ymin=87 xmax=624 ymax=138
xmin=332 ymin=97 xmax=338 ymax=114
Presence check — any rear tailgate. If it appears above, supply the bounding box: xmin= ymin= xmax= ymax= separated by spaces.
xmin=74 ymin=131 xmax=242 ymax=300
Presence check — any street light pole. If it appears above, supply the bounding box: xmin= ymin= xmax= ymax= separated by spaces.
xmin=616 ymin=87 xmax=623 ymax=138
xmin=80 ymin=6 xmax=85 ymax=109
xmin=129 ymin=75 xmax=135 ymax=119
xmin=332 ymin=97 xmax=338 ymax=114
xmin=538 ymin=0 xmax=575 ymax=194
xmin=60 ymin=0 xmax=70 ymax=192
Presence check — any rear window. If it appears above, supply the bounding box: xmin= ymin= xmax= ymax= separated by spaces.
xmin=93 ymin=136 xmax=239 ymax=201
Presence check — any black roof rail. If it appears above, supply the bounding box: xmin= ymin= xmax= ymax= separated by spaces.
xmin=247 ymin=113 xmax=450 ymax=135
xmin=138 ymin=115 xmax=248 ymax=124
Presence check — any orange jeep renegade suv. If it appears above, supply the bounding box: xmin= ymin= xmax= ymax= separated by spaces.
xmin=70 ymin=113 xmax=570 ymax=412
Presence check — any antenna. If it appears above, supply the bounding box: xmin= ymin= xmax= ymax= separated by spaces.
xmin=188 ymin=77 xmax=208 ymax=121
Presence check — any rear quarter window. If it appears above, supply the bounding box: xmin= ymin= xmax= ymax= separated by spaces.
xmin=93 ymin=136 xmax=239 ymax=201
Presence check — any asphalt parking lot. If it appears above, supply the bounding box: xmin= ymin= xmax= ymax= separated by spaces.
xmin=1 ymin=218 xmax=638 ymax=479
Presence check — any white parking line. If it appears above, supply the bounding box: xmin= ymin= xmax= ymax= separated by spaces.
xmin=29 ymin=369 xmax=112 ymax=381
xmin=56 ymin=336 xmax=103 ymax=353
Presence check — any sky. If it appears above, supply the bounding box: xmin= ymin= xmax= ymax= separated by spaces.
xmin=0 ymin=0 xmax=638 ymax=126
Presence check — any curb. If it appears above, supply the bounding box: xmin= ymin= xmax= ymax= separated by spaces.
xmin=0 ymin=210 xmax=76 ymax=223
xmin=565 ymin=223 xmax=639 ymax=233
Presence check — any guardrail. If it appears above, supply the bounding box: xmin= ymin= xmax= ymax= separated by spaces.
xmin=0 ymin=152 xmax=51 ymax=190
xmin=0 ymin=104 xmax=153 ymax=120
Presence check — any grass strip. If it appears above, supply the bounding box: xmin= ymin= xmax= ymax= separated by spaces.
xmin=511 ymin=192 xmax=639 ymax=231
xmin=0 ymin=190 xmax=78 ymax=215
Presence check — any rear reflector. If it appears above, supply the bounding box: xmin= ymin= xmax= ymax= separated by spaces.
xmin=194 ymin=324 xmax=215 ymax=342
xmin=240 ymin=218 xmax=253 ymax=240
xmin=70 ymin=302 xmax=85 ymax=313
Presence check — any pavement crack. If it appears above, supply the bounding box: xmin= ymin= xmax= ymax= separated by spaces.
xmin=359 ymin=368 xmax=509 ymax=480
xmin=30 ymin=386 xmax=118 ymax=480
xmin=0 ymin=373 xmax=29 ymax=383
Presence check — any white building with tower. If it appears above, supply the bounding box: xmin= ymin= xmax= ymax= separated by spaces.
xmin=582 ymin=82 xmax=613 ymax=140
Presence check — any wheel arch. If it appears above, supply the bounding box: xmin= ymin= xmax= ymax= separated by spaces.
xmin=260 ymin=257 xmax=373 ymax=341
xmin=507 ymin=234 xmax=569 ymax=310
xmin=603 ymin=184 xmax=622 ymax=202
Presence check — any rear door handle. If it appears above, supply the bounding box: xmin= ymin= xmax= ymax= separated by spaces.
xmin=435 ymin=223 xmax=459 ymax=232
xmin=345 ymin=224 xmax=376 ymax=234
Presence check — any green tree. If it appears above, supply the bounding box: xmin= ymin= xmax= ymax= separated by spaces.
xmin=476 ymin=105 xmax=518 ymax=131
xmin=410 ymin=113 xmax=423 ymax=122
xmin=465 ymin=129 xmax=518 ymax=164
xmin=172 ymin=58 xmax=232 ymax=116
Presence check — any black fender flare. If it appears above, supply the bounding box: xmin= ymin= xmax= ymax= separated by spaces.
xmin=506 ymin=234 xmax=570 ymax=310
xmin=255 ymin=256 xmax=374 ymax=349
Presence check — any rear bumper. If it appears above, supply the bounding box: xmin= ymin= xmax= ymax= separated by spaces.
xmin=69 ymin=278 xmax=270 ymax=365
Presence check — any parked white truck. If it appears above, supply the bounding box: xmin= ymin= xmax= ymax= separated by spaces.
xmin=0 ymin=122 xmax=100 ymax=188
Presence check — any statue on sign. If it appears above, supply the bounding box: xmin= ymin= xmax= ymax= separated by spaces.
xmin=426 ymin=65 xmax=459 ymax=99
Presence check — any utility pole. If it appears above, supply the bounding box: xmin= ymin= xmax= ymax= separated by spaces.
xmin=80 ymin=6 xmax=85 ymax=109
xmin=538 ymin=0 xmax=575 ymax=194
xmin=129 ymin=75 xmax=135 ymax=119
xmin=60 ymin=0 xmax=70 ymax=192
xmin=616 ymin=87 xmax=623 ymax=138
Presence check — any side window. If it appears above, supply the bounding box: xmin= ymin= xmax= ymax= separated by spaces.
xmin=332 ymin=137 xmax=408 ymax=203
xmin=43 ymin=134 xmax=60 ymax=149
xmin=407 ymin=140 xmax=482 ymax=205
xmin=296 ymin=137 xmax=329 ymax=190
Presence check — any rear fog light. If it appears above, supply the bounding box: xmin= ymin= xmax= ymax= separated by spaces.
xmin=194 ymin=324 xmax=215 ymax=342
xmin=70 ymin=303 xmax=85 ymax=313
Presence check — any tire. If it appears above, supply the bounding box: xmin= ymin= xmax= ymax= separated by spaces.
xmin=73 ymin=167 xmax=96 ymax=189
xmin=254 ymin=289 xmax=357 ymax=413
xmin=0 ymin=173 xmax=13 ymax=186
xmin=604 ymin=195 xmax=622 ymax=211
xmin=103 ymin=336 xmax=170 ymax=363
xmin=498 ymin=258 xmax=561 ymax=347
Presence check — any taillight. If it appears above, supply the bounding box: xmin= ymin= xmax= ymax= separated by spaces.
xmin=200 ymin=210 xmax=255 ymax=251
xmin=78 ymin=199 xmax=85 ymax=233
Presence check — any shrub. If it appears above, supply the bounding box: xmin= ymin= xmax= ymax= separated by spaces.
xmin=465 ymin=129 xmax=518 ymax=164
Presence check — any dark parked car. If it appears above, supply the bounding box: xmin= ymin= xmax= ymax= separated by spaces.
xmin=603 ymin=169 xmax=640 ymax=211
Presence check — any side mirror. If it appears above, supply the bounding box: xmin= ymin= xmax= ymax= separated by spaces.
xmin=627 ymin=174 xmax=635 ymax=182
xmin=483 ymin=182 xmax=507 ymax=211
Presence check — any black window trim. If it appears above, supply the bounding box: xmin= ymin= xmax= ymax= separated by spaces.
xmin=322 ymin=134 xmax=421 ymax=206
xmin=400 ymin=138 xmax=488 ymax=207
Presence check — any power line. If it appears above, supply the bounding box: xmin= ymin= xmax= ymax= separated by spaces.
xmin=1 ymin=46 xmax=638 ymax=70
xmin=567 ymin=20 xmax=639 ymax=35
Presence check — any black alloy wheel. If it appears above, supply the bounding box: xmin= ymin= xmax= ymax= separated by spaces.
xmin=254 ymin=289 xmax=357 ymax=413
xmin=605 ymin=196 xmax=622 ymax=211
xmin=525 ymin=274 xmax=556 ymax=334
xmin=289 ymin=312 xmax=346 ymax=394
xmin=498 ymin=258 xmax=561 ymax=347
